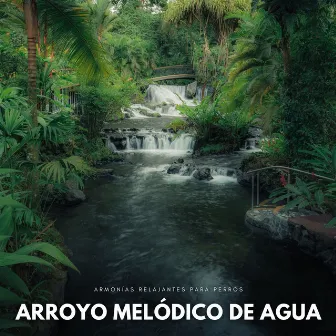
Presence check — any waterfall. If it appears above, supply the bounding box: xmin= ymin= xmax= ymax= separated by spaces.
xmin=109 ymin=83 xmax=197 ymax=153
xmin=121 ymin=84 xmax=199 ymax=118
xmin=121 ymin=83 xmax=213 ymax=119
xmin=145 ymin=84 xmax=190 ymax=105
xmin=107 ymin=129 xmax=195 ymax=152
xmin=196 ymin=86 xmax=209 ymax=101
xmin=107 ymin=138 xmax=117 ymax=152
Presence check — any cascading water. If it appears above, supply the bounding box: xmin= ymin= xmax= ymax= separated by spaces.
xmin=107 ymin=129 xmax=195 ymax=152
xmin=106 ymin=138 xmax=117 ymax=152
xmin=122 ymin=83 xmax=201 ymax=119
xmin=106 ymin=83 xmax=199 ymax=153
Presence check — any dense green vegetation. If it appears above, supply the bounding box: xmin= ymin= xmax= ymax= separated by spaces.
xmin=1 ymin=0 xmax=336 ymax=333
xmin=165 ymin=0 xmax=336 ymax=224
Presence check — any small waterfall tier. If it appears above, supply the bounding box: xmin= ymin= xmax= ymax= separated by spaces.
xmin=106 ymin=128 xmax=195 ymax=152
xmin=123 ymin=84 xmax=202 ymax=118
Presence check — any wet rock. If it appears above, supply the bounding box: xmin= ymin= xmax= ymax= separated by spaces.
xmin=245 ymin=208 xmax=336 ymax=277
xmin=109 ymin=135 xmax=126 ymax=150
xmin=186 ymin=81 xmax=197 ymax=99
xmin=167 ymin=163 xmax=182 ymax=174
xmin=177 ymin=158 xmax=184 ymax=164
xmin=193 ymin=168 xmax=213 ymax=181
xmin=64 ymin=188 xmax=86 ymax=206
xmin=95 ymin=168 xmax=114 ymax=177
xmin=124 ymin=112 xmax=131 ymax=119
xmin=124 ymin=108 xmax=135 ymax=117
xmin=227 ymin=169 xmax=235 ymax=177
xmin=237 ymin=169 xmax=252 ymax=187
xmin=180 ymin=164 xmax=196 ymax=176
xmin=248 ymin=126 xmax=263 ymax=138
xmin=138 ymin=109 xmax=161 ymax=118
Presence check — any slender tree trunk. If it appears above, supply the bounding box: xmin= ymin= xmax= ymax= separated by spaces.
xmin=41 ymin=18 xmax=48 ymax=112
xmin=280 ymin=20 xmax=291 ymax=73
xmin=24 ymin=0 xmax=40 ymax=207
xmin=44 ymin=19 xmax=48 ymax=57
xmin=24 ymin=0 xmax=38 ymax=126
xmin=281 ymin=34 xmax=290 ymax=73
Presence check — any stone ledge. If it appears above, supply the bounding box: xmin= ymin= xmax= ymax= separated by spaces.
xmin=245 ymin=208 xmax=336 ymax=276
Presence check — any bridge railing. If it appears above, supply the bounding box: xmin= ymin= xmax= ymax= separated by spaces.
xmin=48 ymin=84 xmax=82 ymax=114
xmin=245 ymin=166 xmax=334 ymax=209
xmin=152 ymin=64 xmax=194 ymax=77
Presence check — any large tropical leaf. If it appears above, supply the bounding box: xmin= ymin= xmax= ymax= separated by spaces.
xmin=0 ymin=208 xmax=13 ymax=251
xmin=39 ymin=155 xmax=90 ymax=184
xmin=0 ymin=196 xmax=27 ymax=208
xmin=0 ymin=253 xmax=53 ymax=268
xmin=38 ymin=112 xmax=75 ymax=144
xmin=0 ymin=267 xmax=30 ymax=296
xmin=0 ymin=168 xmax=20 ymax=175
xmin=15 ymin=242 xmax=79 ymax=272
xmin=38 ymin=0 xmax=107 ymax=79
xmin=0 ymin=318 xmax=30 ymax=330
xmin=0 ymin=286 xmax=25 ymax=306
xmin=332 ymin=146 xmax=336 ymax=176
xmin=325 ymin=217 xmax=336 ymax=228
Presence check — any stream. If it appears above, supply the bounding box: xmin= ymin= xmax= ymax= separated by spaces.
xmin=56 ymin=85 xmax=336 ymax=336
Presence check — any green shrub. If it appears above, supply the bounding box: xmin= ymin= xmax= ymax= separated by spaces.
xmin=165 ymin=118 xmax=188 ymax=132
xmin=199 ymin=144 xmax=224 ymax=155
xmin=178 ymin=98 xmax=251 ymax=153
xmin=260 ymin=133 xmax=286 ymax=159
xmin=269 ymin=144 xmax=336 ymax=226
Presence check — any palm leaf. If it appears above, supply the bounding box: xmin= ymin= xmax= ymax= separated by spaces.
xmin=38 ymin=0 xmax=107 ymax=79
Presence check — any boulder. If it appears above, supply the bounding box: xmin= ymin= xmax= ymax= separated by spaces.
xmin=124 ymin=108 xmax=135 ymax=117
xmin=245 ymin=208 xmax=336 ymax=276
xmin=177 ymin=158 xmax=184 ymax=164
xmin=193 ymin=168 xmax=213 ymax=181
xmin=179 ymin=164 xmax=196 ymax=176
xmin=94 ymin=168 xmax=114 ymax=177
xmin=237 ymin=169 xmax=252 ymax=187
xmin=167 ymin=164 xmax=182 ymax=174
xmin=248 ymin=126 xmax=263 ymax=138
xmin=186 ymin=81 xmax=197 ymax=99
xmin=64 ymin=188 xmax=86 ymax=206
xmin=138 ymin=109 xmax=161 ymax=118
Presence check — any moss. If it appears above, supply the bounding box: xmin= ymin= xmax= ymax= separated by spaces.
xmin=199 ymin=144 xmax=225 ymax=155
xmin=196 ymin=142 xmax=240 ymax=155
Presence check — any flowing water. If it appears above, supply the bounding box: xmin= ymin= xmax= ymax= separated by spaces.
xmin=56 ymin=85 xmax=336 ymax=336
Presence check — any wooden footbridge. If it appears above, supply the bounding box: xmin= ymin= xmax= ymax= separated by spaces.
xmin=151 ymin=64 xmax=196 ymax=82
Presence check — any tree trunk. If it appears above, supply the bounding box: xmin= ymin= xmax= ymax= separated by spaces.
xmin=281 ymin=34 xmax=290 ymax=73
xmin=24 ymin=0 xmax=38 ymax=126
xmin=24 ymin=0 xmax=40 ymax=207
xmin=280 ymin=20 xmax=291 ymax=74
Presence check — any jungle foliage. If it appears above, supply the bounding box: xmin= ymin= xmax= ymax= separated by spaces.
xmin=1 ymin=0 xmax=336 ymax=332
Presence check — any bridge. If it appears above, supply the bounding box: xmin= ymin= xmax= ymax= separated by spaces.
xmin=150 ymin=64 xmax=195 ymax=82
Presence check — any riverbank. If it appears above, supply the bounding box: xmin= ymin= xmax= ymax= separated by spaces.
xmin=245 ymin=207 xmax=336 ymax=277
xmin=54 ymin=148 xmax=336 ymax=336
